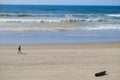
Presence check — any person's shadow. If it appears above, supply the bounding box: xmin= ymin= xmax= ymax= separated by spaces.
xmin=22 ymin=53 xmax=27 ymax=55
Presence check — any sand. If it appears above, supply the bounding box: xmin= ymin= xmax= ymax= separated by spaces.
xmin=0 ymin=43 xmax=120 ymax=80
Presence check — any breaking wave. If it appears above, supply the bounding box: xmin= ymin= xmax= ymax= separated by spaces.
xmin=0 ymin=13 xmax=120 ymax=18
xmin=0 ymin=13 xmax=120 ymax=23
xmin=0 ymin=18 xmax=119 ymax=23
xmin=107 ymin=14 xmax=120 ymax=17
xmin=82 ymin=27 xmax=120 ymax=31
xmin=0 ymin=25 xmax=120 ymax=32
xmin=0 ymin=13 xmax=120 ymax=31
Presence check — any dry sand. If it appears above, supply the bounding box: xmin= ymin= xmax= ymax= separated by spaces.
xmin=0 ymin=43 xmax=120 ymax=80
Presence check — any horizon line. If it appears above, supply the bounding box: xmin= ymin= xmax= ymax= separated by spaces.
xmin=0 ymin=4 xmax=120 ymax=6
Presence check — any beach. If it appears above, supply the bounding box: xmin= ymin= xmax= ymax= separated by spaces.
xmin=0 ymin=5 xmax=120 ymax=80
xmin=0 ymin=43 xmax=120 ymax=80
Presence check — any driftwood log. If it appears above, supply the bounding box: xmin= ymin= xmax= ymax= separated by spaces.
xmin=95 ymin=71 xmax=107 ymax=77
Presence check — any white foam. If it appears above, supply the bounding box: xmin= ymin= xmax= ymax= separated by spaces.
xmin=0 ymin=18 xmax=64 ymax=23
xmin=82 ymin=25 xmax=120 ymax=31
xmin=107 ymin=14 xmax=120 ymax=17
xmin=0 ymin=25 xmax=120 ymax=32
xmin=0 ymin=27 xmax=81 ymax=31
xmin=0 ymin=18 xmax=73 ymax=23
xmin=0 ymin=18 xmax=108 ymax=23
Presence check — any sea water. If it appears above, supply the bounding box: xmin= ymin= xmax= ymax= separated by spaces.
xmin=0 ymin=5 xmax=120 ymax=44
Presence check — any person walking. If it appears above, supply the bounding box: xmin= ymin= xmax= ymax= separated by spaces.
xmin=18 ymin=45 xmax=22 ymax=54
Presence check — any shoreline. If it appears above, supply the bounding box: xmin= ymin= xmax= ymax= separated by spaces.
xmin=0 ymin=42 xmax=120 ymax=47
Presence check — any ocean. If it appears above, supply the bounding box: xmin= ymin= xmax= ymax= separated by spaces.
xmin=0 ymin=5 xmax=120 ymax=44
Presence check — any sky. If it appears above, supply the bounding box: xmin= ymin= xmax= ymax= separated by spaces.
xmin=0 ymin=0 xmax=120 ymax=5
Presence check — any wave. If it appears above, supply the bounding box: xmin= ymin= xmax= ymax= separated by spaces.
xmin=0 ymin=13 xmax=34 ymax=17
xmin=0 ymin=24 xmax=120 ymax=32
xmin=82 ymin=25 xmax=120 ymax=31
xmin=0 ymin=13 xmax=120 ymax=18
xmin=0 ymin=27 xmax=81 ymax=31
xmin=0 ymin=18 xmax=63 ymax=23
xmin=0 ymin=13 xmax=77 ymax=17
xmin=0 ymin=18 xmax=119 ymax=23
xmin=0 ymin=13 xmax=120 ymax=23
xmin=107 ymin=14 xmax=120 ymax=17
xmin=0 ymin=27 xmax=120 ymax=32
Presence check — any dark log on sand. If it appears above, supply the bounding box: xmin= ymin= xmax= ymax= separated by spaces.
xmin=95 ymin=71 xmax=107 ymax=77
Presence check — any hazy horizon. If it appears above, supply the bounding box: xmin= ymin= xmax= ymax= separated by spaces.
xmin=0 ymin=0 xmax=119 ymax=6
xmin=0 ymin=4 xmax=120 ymax=6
